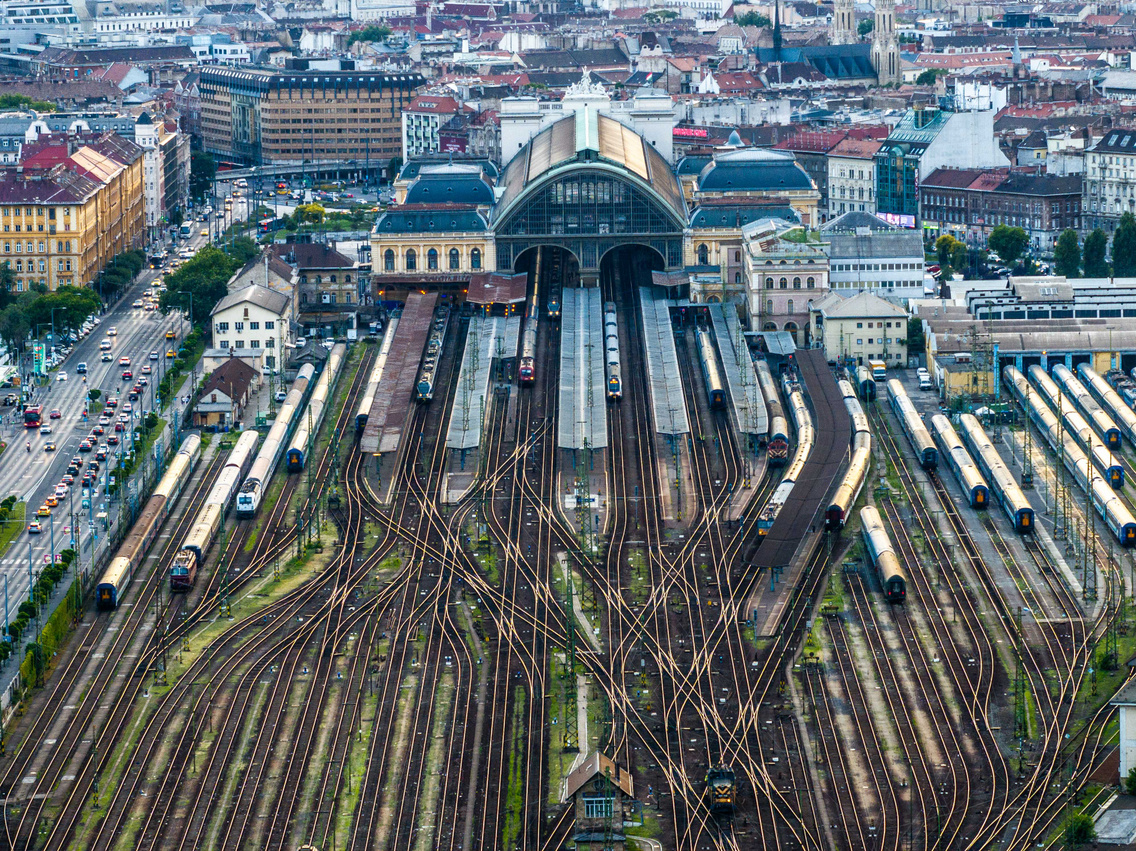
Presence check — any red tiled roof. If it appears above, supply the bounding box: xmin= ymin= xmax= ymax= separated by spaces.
xmin=773 ymin=129 xmax=848 ymax=154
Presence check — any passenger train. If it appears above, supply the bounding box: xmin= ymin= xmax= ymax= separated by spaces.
xmin=519 ymin=247 xmax=541 ymax=385
xmin=1079 ymin=363 xmax=1136 ymax=446
xmin=929 ymin=414 xmax=989 ymax=509
xmin=856 ymin=365 xmax=876 ymax=401
xmin=97 ymin=434 xmax=202 ymax=609
xmin=957 ymin=414 xmax=1034 ymax=533
xmin=1051 ymin=363 xmax=1123 ymax=449
xmin=236 ymin=364 xmax=316 ymax=516
xmin=605 ymin=301 xmax=622 ymax=401
xmin=1027 ymin=365 xmax=1123 ymax=488
xmin=171 ymin=429 xmax=260 ymax=592
xmin=860 ymin=505 xmax=907 ymax=602
xmin=287 ymin=343 xmax=347 ymax=472
xmin=887 ymin=379 xmax=937 ymax=470
xmin=416 ymin=303 xmax=450 ymax=402
xmin=696 ymin=329 xmax=726 ymax=409
xmin=356 ymin=318 xmax=399 ymax=431
xmin=826 ymin=379 xmax=872 ymax=531
xmin=757 ymin=371 xmax=814 ymax=535
xmin=754 ymin=359 xmax=789 ymax=464
xmin=1004 ymin=365 xmax=1136 ymax=545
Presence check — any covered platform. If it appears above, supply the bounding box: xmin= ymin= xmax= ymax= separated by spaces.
xmin=361 ymin=291 xmax=439 ymax=455
xmin=638 ymin=287 xmax=690 ymax=435
xmin=708 ymin=303 xmax=768 ymax=439
xmin=747 ymin=349 xmax=851 ymax=636
xmin=447 ymin=314 xmax=521 ymax=450
xmin=559 ymin=287 xmax=608 ymax=449
xmin=466 ymin=272 xmax=528 ymax=313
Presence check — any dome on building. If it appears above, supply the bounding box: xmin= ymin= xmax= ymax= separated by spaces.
xmin=403 ymin=164 xmax=496 ymax=205
xmin=696 ymin=148 xmax=814 ymax=193
xmin=726 ymin=128 xmax=743 ymax=147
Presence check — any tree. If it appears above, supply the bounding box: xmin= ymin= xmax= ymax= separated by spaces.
xmin=347 ymin=24 xmax=392 ymax=46
xmin=0 ymin=94 xmax=55 ymax=112
xmin=1063 ymin=812 xmax=1095 ymax=846
xmin=644 ymin=7 xmax=678 ymax=21
xmin=1112 ymin=211 xmax=1136 ymax=277
xmin=387 ymin=156 xmax=403 ymax=182
xmin=988 ymin=224 xmax=1029 ymax=267
xmin=858 ymin=18 xmax=874 ymax=36
xmin=159 ymin=243 xmax=253 ymax=335
xmin=915 ymin=69 xmax=945 ymax=86
xmin=0 ymin=262 xmax=15 ymax=312
xmin=190 ymin=151 xmax=216 ymax=202
xmin=1053 ymin=228 xmax=1081 ymax=278
xmin=0 ymin=304 xmax=28 ymax=359
xmin=734 ymin=10 xmax=770 ymax=26
xmin=291 ymin=203 xmax=326 ymax=226
xmin=1082 ymin=227 xmax=1109 ymax=277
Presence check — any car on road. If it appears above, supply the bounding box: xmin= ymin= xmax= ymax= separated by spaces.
xmin=91 ymin=424 xmax=104 ymax=436
xmin=76 ymin=362 xmax=87 ymax=374
xmin=166 ymin=349 xmax=175 ymax=358
xmin=56 ymin=371 xmax=67 ymax=382
xmin=107 ymin=326 xmax=117 ymax=336
xmin=119 ymin=356 xmax=131 ymax=366
xmin=107 ymin=434 xmax=119 ymax=445
xmin=139 ymin=377 xmax=149 ymax=387
xmin=55 ymin=484 xmax=67 ymax=498
xmin=50 ymin=409 xmax=61 ymax=419
xmin=149 ymin=351 xmax=158 ymax=361
xmin=101 ymin=352 xmax=112 ymax=362
xmin=44 ymin=496 xmax=58 ymax=508
xmin=36 ymin=504 xmax=51 ymax=517
xmin=106 ymin=398 xmax=118 ymax=409
xmin=39 ymin=425 xmax=51 ymax=435
xmin=62 ymin=474 xmax=74 ymax=485
xmin=95 ymin=446 xmax=108 ymax=460
xmin=114 ymin=422 xmax=124 ymax=432
xmin=122 ymin=403 xmax=133 ymax=414
xmin=1 ymin=394 xmax=15 ymax=406
xmin=200 ymin=229 xmax=208 ymax=237
xmin=128 ymin=390 xmax=139 ymax=401
xmin=275 ymin=390 xmax=287 ymax=402
xmin=132 ymin=300 xmax=143 ymax=308
xmin=121 ymin=370 xmax=133 ymax=380
xmin=141 ymin=364 xmax=152 ymax=374
xmin=166 ymin=330 xmax=175 ymax=339
xmin=145 ymin=302 xmax=156 ymax=311
xmin=43 ymin=442 xmax=55 ymax=452
xmin=78 ymin=440 xmax=92 ymax=452
xmin=27 ymin=521 xmax=41 ymax=534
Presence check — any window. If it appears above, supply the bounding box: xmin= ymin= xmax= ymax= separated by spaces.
xmin=217 ymin=322 xmax=230 ymax=332
xmin=766 ymin=299 xmax=773 ymax=314
xmin=427 ymin=248 xmax=438 ymax=270
xmin=793 ymin=277 xmax=801 ymax=288
xmin=583 ymin=797 xmax=613 ymax=819
xmin=266 ymin=338 xmax=275 ymax=348
xmin=234 ymin=340 xmax=245 ymax=349
xmin=779 ymin=277 xmax=787 ymax=289
xmin=697 ymin=243 xmax=709 ymax=265
xmin=471 ymin=248 xmax=481 ymax=270
xmin=249 ymin=322 xmax=259 ymax=330
xmin=406 ymin=249 xmax=416 ymax=271
xmin=787 ymin=299 xmax=794 ymax=314
xmin=250 ymin=340 xmax=260 ymax=348
xmin=856 ymin=322 xmax=863 ymax=328
xmin=868 ymin=338 xmax=874 ymax=345
xmin=219 ymin=340 xmax=228 ymax=349
xmin=856 ymin=338 xmax=863 ymax=345
xmin=235 ymin=322 xmax=244 ymax=332
xmin=807 ymin=277 xmax=815 ymax=286
xmin=449 ymin=248 xmax=460 ymax=270
xmin=265 ymin=321 xmax=275 ymax=330
xmin=384 ymin=249 xmax=394 ymax=271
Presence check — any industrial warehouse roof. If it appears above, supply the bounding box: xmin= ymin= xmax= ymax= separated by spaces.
xmin=696 ymin=149 xmax=814 ymax=193
xmin=492 ymin=108 xmax=686 ymax=225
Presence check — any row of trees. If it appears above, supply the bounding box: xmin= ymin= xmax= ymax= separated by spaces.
xmin=1052 ymin=213 xmax=1136 ymax=278
xmin=0 ymin=265 xmax=105 ymax=360
xmin=158 ymin=237 xmax=259 ymax=336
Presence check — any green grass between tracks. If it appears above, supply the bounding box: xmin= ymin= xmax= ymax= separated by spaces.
xmin=414 ymin=673 xmax=454 ymax=851
xmin=502 ymin=684 xmax=526 ymax=850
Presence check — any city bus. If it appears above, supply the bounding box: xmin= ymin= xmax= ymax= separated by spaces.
xmin=24 ymin=405 xmax=42 ymax=429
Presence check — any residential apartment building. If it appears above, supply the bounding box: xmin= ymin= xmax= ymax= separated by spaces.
xmin=134 ymin=113 xmax=189 ymax=235
xmin=199 ymin=66 xmax=425 ymax=166
xmin=920 ymin=168 xmax=1082 ymax=252
xmin=875 ymin=107 xmax=1009 ymax=227
xmin=827 ymin=137 xmax=882 ymax=217
xmin=1083 ymin=127 xmax=1136 ymax=233
xmin=809 ymin=291 xmax=909 ymax=366
xmin=0 ymin=132 xmax=144 ymax=292
xmin=210 ymin=284 xmax=293 ymax=374
xmin=401 ymin=95 xmax=467 ymax=160
xmin=272 ymin=243 xmax=361 ymax=338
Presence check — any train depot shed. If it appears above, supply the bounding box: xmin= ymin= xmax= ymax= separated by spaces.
xmin=466 ymin=271 xmax=527 ymax=314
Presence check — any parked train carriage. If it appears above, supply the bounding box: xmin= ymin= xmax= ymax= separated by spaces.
xmin=96 ymin=433 xmax=202 ymax=609
xmin=759 ymin=378 xmax=814 ymax=535
xmin=1006 ymin=366 xmax=1135 ymax=545
xmin=860 ymin=505 xmax=906 ymax=601
xmin=929 ymin=414 xmax=989 ymax=509
xmin=356 ymin=323 xmax=397 ymax=431
xmin=1079 ymin=363 xmax=1136 ymax=445
xmin=605 ymin=301 xmax=621 ymax=401
xmin=287 ymin=343 xmax=347 ymax=472
xmin=416 ymin=306 xmax=450 ymax=403
xmin=239 ymin=364 xmax=317 ymax=515
xmin=696 ymin=329 xmax=726 ymax=409
xmin=826 ymin=381 xmax=873 ymax=531
xmin=518 ymin=319 xmax=537 ymax=384
xmin=856 ymin=365 xmax=876 ymax=401
xmin=754 ymin=359 xmax=788 ymax=463
xmin=886 ymin=379 xmax=937 ymax=469
xmin=1029 ymin=367 xmax=1123 ymax=488
xmin=1051 ymin=363 xmax=1122 ymax=449
xmin=957 ymin=414 xmax=1034 ymax=533
xmin=171 ymin=503 xmax=222 ymax=592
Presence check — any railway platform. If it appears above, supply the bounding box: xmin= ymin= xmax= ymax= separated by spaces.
xmin=707 ymin=303 xmax=768 ymax=440
xmin=443 ymin=314 xmax=522 ymax=502
xmin=558 ymin=287 xmax=608 ymax=450
xmin=747 ymin=349 xmax=851 ymax=637
xmin=637 ymin=287 xmax=690 ymax=436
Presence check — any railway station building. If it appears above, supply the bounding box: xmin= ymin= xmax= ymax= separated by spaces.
xmin=370 ymin=87 xmax=824 ymax=324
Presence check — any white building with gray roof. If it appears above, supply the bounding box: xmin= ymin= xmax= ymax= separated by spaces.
xmin=822 ymin=211 xmax=929 ymax=300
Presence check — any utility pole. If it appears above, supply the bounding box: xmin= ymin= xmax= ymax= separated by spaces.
xmin=563 ymin=565 xmax=578 ymax=753
xmin=1083 ymin=466 xmax=1097 ymax=601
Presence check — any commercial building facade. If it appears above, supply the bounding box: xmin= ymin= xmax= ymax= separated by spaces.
xmin=199 ymin=67 xmax=425 ymax=166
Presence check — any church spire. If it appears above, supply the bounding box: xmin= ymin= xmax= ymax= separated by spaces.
xmin=772 ymin=0 xmax=782 ymax=60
